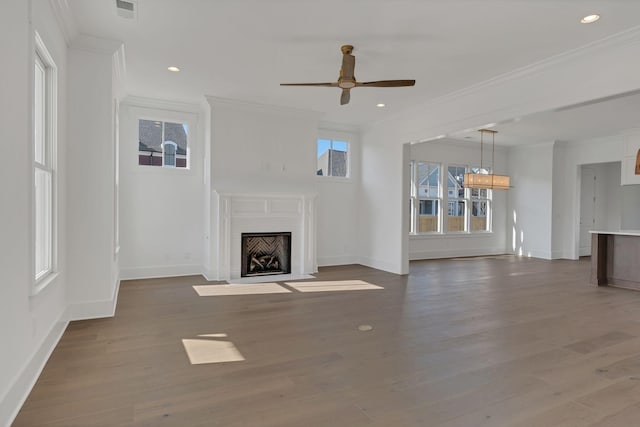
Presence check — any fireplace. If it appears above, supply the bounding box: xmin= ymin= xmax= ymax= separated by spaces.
xmin=241 ymin=232 xmax=292 ymax=277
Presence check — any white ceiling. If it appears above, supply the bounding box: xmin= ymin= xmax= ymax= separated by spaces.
xmin=69 ymin=0 xmax=640 ymax=132
xmin=448 ymin=90 xmax=640 ymax=146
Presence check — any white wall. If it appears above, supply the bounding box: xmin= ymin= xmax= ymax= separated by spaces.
xmin=621 ymin=185 xmax=640 ymax=230
xmin=358 ymin=128 xmax=408 ymax=274
xmin=552 ymin=134 xmax=626 ymax=259
xmin=508 ymin=142 xmax=554 ymax=258
xmin=409 ymin=139 xmax=508 ymax=259
xmin=66 ymin=38 xmax=121 ymax=320
xmin=0 ymin=1 xmax=69 ymax=425
xmin=594 ymin=162 xmax=622 ymax=232
xmin=316 ymin=127 xmax=361 ymax=266
xmin=119 ymin=99 xmax=205 ymax=279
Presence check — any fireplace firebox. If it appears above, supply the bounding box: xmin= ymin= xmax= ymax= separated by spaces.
xmin=241 ymin=232 xmax=292 ymax=277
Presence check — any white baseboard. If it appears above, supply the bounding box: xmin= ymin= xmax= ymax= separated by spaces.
xmin=201 ymin=268 xmax=217 ymax=281
xmin=317 ymin=255 xmax=359 ymax=267
xmin=1 ymin=319 xmax=68 ymax=427
xmin=120 ymin=264 xmax=202 ymax=280
xmin=356 ymin=256 xmax=407 ymax=275
xmin=65 ymin=275 xmax=121 ymax=321
xmin=410 ymin=247 xmax=506 ymax=261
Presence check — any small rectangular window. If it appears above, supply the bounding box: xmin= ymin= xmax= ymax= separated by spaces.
xmin=317 ymin=138 xmax=349 ymax=177
xmin=138 ymin=119 xmax=188 ymax=168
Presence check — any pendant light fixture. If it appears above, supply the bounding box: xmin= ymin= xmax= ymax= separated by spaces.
xmin=463 ymin=129 xmax=510 ymax=190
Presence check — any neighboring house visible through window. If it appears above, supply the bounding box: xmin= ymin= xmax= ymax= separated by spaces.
xmin=447 ymin=165 xmax=466 ymax=232
xmin=138 ymin=119 xmax=188 ymax=168
xmin=409 ymin=161 xmax=492 ymax=235
xmin=317 ymin=138 xmax=349 ymax=177
xmin=410 ymin=162 xmax=441 ymax=233
xmin=34 ymin=32 xmax=57 ymax=285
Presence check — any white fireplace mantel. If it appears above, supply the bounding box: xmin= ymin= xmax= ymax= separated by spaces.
xmin=209 ymin=191 xmax=317 ymax=280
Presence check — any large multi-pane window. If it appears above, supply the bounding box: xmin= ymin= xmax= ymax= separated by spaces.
xmin=317 ymin=139 xmax=349 ymax=177
xmin=410 ymin=161 xmax=492 ymax=234
xmin=34 ymin=34 xmax=56 ymax=283
xmin=410 ymin=162 xmax=441 ymax=233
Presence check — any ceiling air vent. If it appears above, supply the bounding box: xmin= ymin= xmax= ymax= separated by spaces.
xmin=116 ymin=0 xmax=137 ymax=19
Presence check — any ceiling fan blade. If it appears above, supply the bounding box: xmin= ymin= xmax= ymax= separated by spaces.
xmin=340 ymin=89 xmax=351 ymax=105
xmin=280 ymin=82 xmax=338 ymax=87
xmin=357 ymin=80 xmax=416 ymax=87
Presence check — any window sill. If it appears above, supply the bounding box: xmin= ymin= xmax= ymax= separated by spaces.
xmin=316 ymin=176 xmax=353 ymax=183
xmin=31 ymin=271 xmax=59 ymax=296
xmin=410 ymin=231 xmax=494 ymax=240
xmin=134 ymin=165 xmax=196 ymax=176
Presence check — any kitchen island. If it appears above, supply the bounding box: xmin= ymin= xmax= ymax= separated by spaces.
xmin=590 ymin=230 xmax=640 ymax=290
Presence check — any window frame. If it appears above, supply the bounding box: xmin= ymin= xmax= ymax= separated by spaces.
xmin=469 ymin=166 xmax=493 ymax=233
xmin=409 ymin=160 xmax=493 ymax=236
xmin=446 ymin=163 xmax=468 ymax=233
xmin=410 ymin=161 xmax=442 ymax=234
xmin=163 ymin=140 xmax=177 ymax=168
xmin=316 ymin=138 xmax=350 ymax=179
xmin=137 ymin=118 xmax=190 ymax=170
xmin=33 ymin=31 xmax=58 ymax=293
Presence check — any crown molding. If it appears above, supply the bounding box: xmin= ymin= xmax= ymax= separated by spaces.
xmin=416 ymin=25 xmax=640 ymax=115
xmin=363 ymin=24 xmax=640 ymax=141
xmin=122 ymin=95 xmax=204 ymax=114
xmin=205 ymin=96 xmax=323 ymax=121
xmin=318 ymin=121 xmax=362 ymax=134
xmin=48 ymin=0 xmax=78 ymax=45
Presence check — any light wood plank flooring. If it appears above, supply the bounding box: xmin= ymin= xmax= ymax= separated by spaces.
xmin=13 ymin=257 xmax=640 ymax=426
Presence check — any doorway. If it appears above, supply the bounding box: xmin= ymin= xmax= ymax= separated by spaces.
xmin=578 ymin=162 xmax=621 ymax=257
xmin=579 ymin=166 xmax=596 ymax=256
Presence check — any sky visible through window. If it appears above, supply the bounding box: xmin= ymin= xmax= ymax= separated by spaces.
xmin=317 ymin=139 xmax=347 ymax=156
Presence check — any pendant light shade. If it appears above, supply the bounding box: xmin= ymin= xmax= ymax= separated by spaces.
xmin=463 ymin=129 xmax=510 ymax=190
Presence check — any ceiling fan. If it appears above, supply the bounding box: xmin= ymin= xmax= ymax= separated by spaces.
xmin=280 ymin=45 xmax=416 ymax=105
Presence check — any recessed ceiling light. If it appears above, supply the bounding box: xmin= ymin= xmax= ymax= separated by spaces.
xmin=376 ymin=103 xmax=385 ymax=108
xmin=167 ymin=66 xmax=181 ymax=72
xmin=581 ymin=14 xmax=600 ymax=24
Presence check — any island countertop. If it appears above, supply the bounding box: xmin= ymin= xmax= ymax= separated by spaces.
xmin=589 ymin=230 xmax=640 ymax=237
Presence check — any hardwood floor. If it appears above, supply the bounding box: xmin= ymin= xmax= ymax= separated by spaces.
xmin=13 ymin=257 xmax=640 ymax=426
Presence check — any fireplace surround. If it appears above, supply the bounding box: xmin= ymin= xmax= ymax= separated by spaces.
xmin=208 ymin=191 xmax=317 ymax=280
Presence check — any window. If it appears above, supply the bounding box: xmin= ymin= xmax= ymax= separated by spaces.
xmin=138 ymin=120 xmax=188 ymax=168
xmin=447 ymin=165 xmax=467 ymax=232
xmin=317 ymin=138 xmax=349 ymax=177
xmin=164 ymin=141 xmax=177 ymax=167
xmin=470 ymin=167 xmax=492 ymax=232
xmin=409 ymin=161 xmax=492 ymax=235
xmin=410 ymin=162 xmax=441 ymax=233
xmin=34 ymin=34 xmax=57 ymax=283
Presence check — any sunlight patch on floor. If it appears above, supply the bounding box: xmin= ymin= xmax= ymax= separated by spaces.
xmin=182 ymin=335 xmax=245 ymax=364
xmin=285 ymin=279 xmax=384 ymax=293
xmin=226 ymin=274 xmax=315 ymax=284
xmin=192 ymin=283 xmax=291 ymax=296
